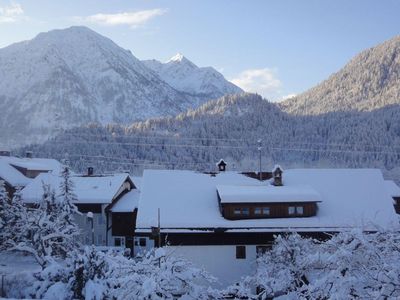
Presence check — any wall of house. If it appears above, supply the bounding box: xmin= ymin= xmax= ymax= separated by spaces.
xmin=166 ymin=245 xmax=260 ymax=287
xmin=74 ymin=206 xmax=107 ymax=246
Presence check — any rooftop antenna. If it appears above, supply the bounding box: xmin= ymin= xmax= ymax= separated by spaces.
xmin=257 ymin=139 xmax=262 ymax=181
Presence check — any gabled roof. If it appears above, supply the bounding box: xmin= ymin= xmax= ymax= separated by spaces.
xmin=0 ymin=160 xmax=32 ymax=187
xmin=136 ymin=169 xmax=398 ymax=232
xmin=0 ymin=156 xmax=62 ymax=187
xmin=217 ymin=184 xmax=321 ymax=204
xmin=385 ymin=180 xmax=400 ymax=197
xmin=109 ymin=189 xmax=140 ymax=212
xmin=21 ymin=172 xmax=132 ymax=204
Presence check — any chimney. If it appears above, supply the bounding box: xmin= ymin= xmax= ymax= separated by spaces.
xmin=216 ymin=159 xmax=227 ymax=172
xmin=87 ymin=167 xmax=94 ymax=176
xmin=25 ymin=151 xmax=33 ymax=158
xmin=272 ymin=165 xmax=283 ymax=186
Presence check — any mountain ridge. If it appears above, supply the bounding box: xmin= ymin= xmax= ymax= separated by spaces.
xmin=0 ymin=26 xmax=242 ymax=147
xmin=280 ymin=35 xmax=400 ymax=115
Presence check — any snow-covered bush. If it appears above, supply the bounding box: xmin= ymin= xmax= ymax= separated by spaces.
xmin=5 ymin=182 xmax=80 ymax=268
xmin=253 ymin=230 xmax=400 ymax=299
xmin=26 ymin=246 xmax=216 ymax=300
xmin=110 ymin=247 xmax=217 ymax=299
xmin=1 ymin=186 xmax=30 ymax=251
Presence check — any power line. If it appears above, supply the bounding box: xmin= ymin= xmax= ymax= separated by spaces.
xmin=56 ymin=132 xmax=400 ymax=149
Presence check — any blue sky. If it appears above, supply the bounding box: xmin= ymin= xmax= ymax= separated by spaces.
xmin=1 ymin=0 xmax=399 ymax=100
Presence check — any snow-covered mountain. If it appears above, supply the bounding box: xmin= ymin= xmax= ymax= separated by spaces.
xmin=280 ymin=35 xmax=400 ymax=115
xmin=142 ymin=53 xmax=242 ymax=101
xmin=22 ymin=93 xmax=400 ymax=180
xmin=0 ymin=26 xmax=242 ymax=147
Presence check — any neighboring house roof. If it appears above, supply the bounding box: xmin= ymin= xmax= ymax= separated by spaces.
xmin=0 ymin=156 xmax=62 ymax=187
xmin=21 ymin=172 xmax=132 ymax=204
xmin=216 ymin=184 xmax=321 ymax=204
xmin=136 ymin=169 xmax=398 ymax=233
xmin=109 ymin=189 xmax=140 ymax=213
xmin=384 ymin=180 xmax=400 ymax=198
xmin=0 ymin=160 xmax=32 ymax=187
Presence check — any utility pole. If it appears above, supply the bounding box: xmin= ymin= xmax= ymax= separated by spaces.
xmin=157 ymin=208 xmax=161 ymax=248
xmin=158 ymin=208 xmax=161 ymax=268
xmin=258 ymin=139 xmax=262 ymax=181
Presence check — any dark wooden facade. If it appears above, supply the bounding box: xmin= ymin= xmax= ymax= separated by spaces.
xmin=9 ymin=164 xmax=45 ymax=179
xmin=111 ymin=211 xmax=137 ymax=236
xmin=220 ymin=202 xmax=318 ymax=220
xmin=135 ymin=231 xmax=332 ymax=246
xmin=393 ymin=197 xmax=400 ymax=214
xmin=75 ymin=203 xmax=102 ymax=213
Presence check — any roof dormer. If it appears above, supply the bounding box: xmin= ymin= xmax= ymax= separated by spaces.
xmin=272 ymin=165 xmax=283 ymax=186
xmin=217 ymin=159 xmax=227 ymax=172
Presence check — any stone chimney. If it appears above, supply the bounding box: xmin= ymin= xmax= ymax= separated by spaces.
xmin=272 ymin=165 xmax=283 ymax=186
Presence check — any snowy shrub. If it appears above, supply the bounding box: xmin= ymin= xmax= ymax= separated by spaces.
xmin=110 ymin=247 xmax=217 ymax=299
xmin=253 ymin=230 xmax=400 ymax=299
xmin=26 ymin=246 xmax=216 ymax=300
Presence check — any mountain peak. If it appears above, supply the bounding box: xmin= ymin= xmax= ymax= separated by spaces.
xmin=168 ymin=53 xmax=186 ymax=63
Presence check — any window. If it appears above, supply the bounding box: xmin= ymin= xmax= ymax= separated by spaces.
xmin=262 ymin=207 xmax=270 ymax=215
xmin=114 ymin=237 xmax=121 ymax=247
xmin=254 ymin=207 xmax=262 ymax=215
xmin=288 ymin=206 xmax=295 ymax=215
xmin=233 ymin=207 xmax=250 ymax=216
xmin=296 ymin=206 xmax=304 ymax=215
xmin=139 ymin=238 xmax=146 ymax=247
xmin=288 ymin=206 xmax=304 ymax=216
xmin=236 ymin=246 xmax=246 ymax=259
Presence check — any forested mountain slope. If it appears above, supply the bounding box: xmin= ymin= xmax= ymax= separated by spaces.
xmin=21 ymin=94 xmax=400 ymax=180
xmin=280 ymin=36 xmax=400 ymax=115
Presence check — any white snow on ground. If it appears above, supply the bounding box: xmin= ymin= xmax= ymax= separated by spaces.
xmin=217 ymin=184 xmax=321 ymax=203
xmin=0 ymin=251 xmax=40 ymax=275
xmin=137 ymin=169 xmax=399 ymax=232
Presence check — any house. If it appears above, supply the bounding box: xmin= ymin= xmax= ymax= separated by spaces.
xmin=385 ymin=180 xmax=400 ymax=213
xmin=20 ymin=170 xmax=140 ymax=253
xmin=135 ymin=167 xmax=398 ymax=286
xmin=0 ymin=153 xmax=62 ymax=198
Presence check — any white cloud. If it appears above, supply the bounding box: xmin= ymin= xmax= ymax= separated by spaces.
xmin=230 ymin=68 xmax=283 ymax=100
xmin=0 ymin=2 xmax=24 ymax=23
xmin=82 ymin=9 xmax=167 ymax=29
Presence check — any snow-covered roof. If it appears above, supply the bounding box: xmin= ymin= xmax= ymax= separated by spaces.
xmin=384 ymin=180 xmax=400 ymax=197
xmin=0 ymin=159 xmax=32 ymax=187
xmin=110 ymin=189 xmax=140 ymax=212
xmin=21 ymin=172 xmax=132 ymax=204
xmin=217 ymin=185 xmax=321 ymax=204
xmin=136 ymin=169 xmax=398 ymax=232
xmin=0 ymin=156 xmax=62 ymax=187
